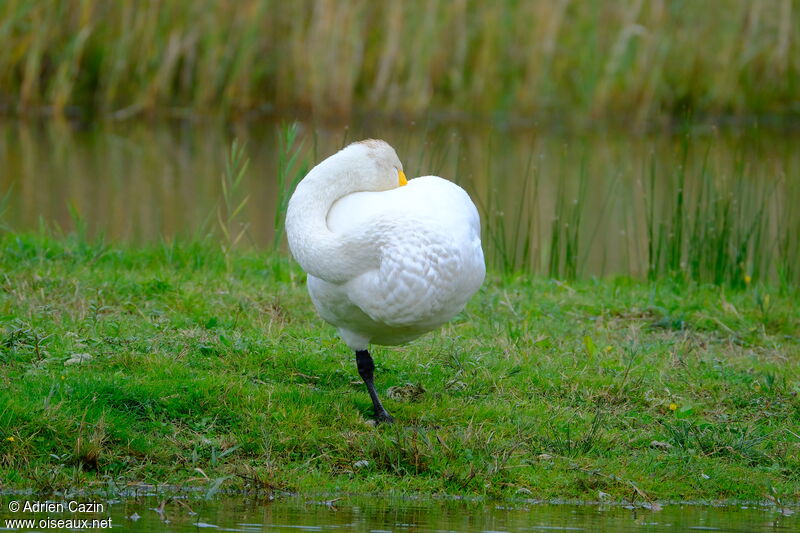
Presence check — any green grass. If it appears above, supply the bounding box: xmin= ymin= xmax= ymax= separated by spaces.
xmin=1 ymin=1 xmax=799 ymax=123
xmin=1 ymin=232 xmax=798 ymax=503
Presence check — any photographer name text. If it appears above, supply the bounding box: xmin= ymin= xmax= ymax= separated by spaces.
xmin=13 ymin=500 xmax=105 ymax=513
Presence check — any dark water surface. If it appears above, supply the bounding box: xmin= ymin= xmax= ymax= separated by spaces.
xmin=1 ymin=119 xmax=798 ymax=279
xmin=0 ymin=495 xmax=797 ymax=532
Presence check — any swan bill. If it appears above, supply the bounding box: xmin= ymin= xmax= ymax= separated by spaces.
xmin=398 ymin=170 xmax=408 ymax=187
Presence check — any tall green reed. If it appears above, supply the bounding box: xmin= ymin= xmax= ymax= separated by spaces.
xmin=637 ymin=136 xmax=791 ymax=286
xmin=474 ymin=128 xmax=797 ymax=287
xmin=273 ymin=123 xmax=308 ymax=253
xmin=548 ymin=154 xmax=590 ymax=280
xmin=217 ymin=139 xmax=250 ymax=272
xmin=473 ymin=138 xmax=544 ymax=275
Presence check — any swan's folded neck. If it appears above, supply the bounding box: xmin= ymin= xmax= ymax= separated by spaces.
xmin=285 ymin=154 xmax=377 ymax=283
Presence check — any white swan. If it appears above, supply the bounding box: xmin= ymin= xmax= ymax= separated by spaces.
xmin=286 ymin=139 xmax=485 ymax=422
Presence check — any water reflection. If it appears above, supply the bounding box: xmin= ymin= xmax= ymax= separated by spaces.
xmin=1 ymin=119 xmax=798 ymax=280
xmin=0 ymin=495 xmax=795 ymax=532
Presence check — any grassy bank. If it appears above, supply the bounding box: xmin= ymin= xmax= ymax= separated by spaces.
xmin=1 ymin=233 xmax=798 ymax=503
xmin=1 ymin=1 xmax=798 ymax=122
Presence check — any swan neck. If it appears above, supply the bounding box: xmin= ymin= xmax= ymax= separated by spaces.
xmin=285 ymin=165 xmax=362 ymax=283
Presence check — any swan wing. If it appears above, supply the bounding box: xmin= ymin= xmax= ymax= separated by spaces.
xmin=324 ymin=176 xmax=485 ymax=334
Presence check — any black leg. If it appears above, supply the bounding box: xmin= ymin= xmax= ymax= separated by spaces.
xmin=355 ymin=349 xmax=394 ymax=423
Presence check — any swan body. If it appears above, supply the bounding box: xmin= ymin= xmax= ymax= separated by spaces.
xmin=285 ymin=139 xmax=485 ymax=422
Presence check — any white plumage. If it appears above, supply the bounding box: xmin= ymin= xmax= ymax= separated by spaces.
xmin=285 ymin=139 xmax=485 ymax=422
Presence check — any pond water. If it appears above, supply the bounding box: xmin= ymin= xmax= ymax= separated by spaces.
xmin=0 ymin=495 xmax=796 ymax=532
xmin=1 ymin=119 xmax=798 ymax=281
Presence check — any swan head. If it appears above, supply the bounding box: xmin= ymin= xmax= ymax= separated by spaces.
xmin=342 ymin=139 xmax=406 ymax=191
xmin=285 ymin=138 xmax=408 ymax=283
